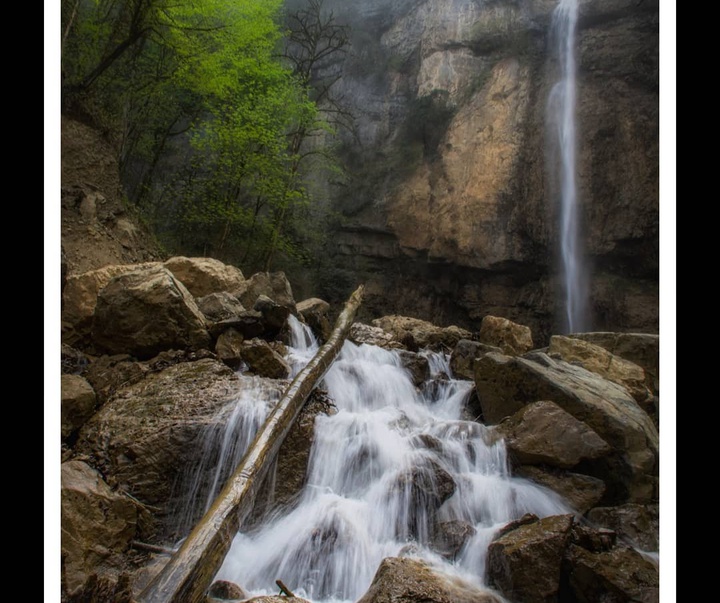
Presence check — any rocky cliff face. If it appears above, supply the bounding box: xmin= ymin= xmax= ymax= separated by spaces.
xmin=319 ymin=0 xmax=659 ymax=343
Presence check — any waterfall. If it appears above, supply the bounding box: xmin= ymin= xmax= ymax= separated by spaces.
xmin=547 ymin=0 xmax=589 ymax=333
xmin=210 ymin=317 xmax=572 ymax=602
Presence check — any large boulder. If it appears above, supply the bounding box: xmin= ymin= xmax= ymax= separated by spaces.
xmin=514 ymin=466 xmax=606 ymax=515
xmin=61 ymin=374 xmax=98 ymax=440
xmin=349 ymin=322 xmax=404 ymax=349
xmin=449 ymin=339 xmax=501 ymax=380
xmin=61 ymin=460 xmax=137 ymax=595
xmin=474 ymin=351 xmax=658 ymax=503
xmin=372 ymin=315 xmax=472 ymax=351
xmin=74 ymin=359 xmax=265 ymax=510
xmin=495 ymin=400 xmax=612 ymax=469
xmin=548 ymin=335 xmax=650 ymax=402
xmin=356 ymin=556 xmax=502 ymax=603
xmin=486 ymin=514 xmax=574 ymax=603
xmin=91 ymin=264 xmax=211 ymax=359
xmin=61 ymin=262 xmax=161 ymax=346
xmin=82 ymin=354 xmax=147 ymax=405
xmin=586 ymin=503 xmax=659 ymax=552
xmin=240 ymin=338 xmax=291 ymax=379
xmin=297 ymin=297 xmax=332 ymax=341
xmin=215 ymin=328 xmax=245 ymax=370
xmin=163 ymin=256 xmax=245 ymax=298
xmin=477 ymin=315 xmax=533 ymax=356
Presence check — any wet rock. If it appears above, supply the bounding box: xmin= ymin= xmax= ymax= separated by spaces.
xmin=297 ymin=297 xmax=332 ymax=341
xmin=240 ymin=338 xmax=291 ymax=379
xmin=349 ymin=322 xmax=404 ymax=349
xmin=563 ymin=543 xmax=659 ymax=602
xmin=197 ymin=291 xmax=247 ymax=322
xmin=372 ymin=315 xmax=472 ymax=351
xmin=570 ymin=523 xmax=617 ymax=554
xmin=514 ymin=466 xmax=606 ymax=515
xmin=430 ymin=519 xmax=477 ymax=561
xmin=478 ymin=315 xmax=533 ymax=356
xmin=207 ymin=579 xmax=246 ymax=600
xmin=61 ymin=374 xmax=97 ymax=439
xmin=586 ymin=503 xmax=659 ymax=552
xmin=215 ymin=328 xmax=245 ymax=370
xmin=163 ymin=256 xmax=245 ymax=298
xmin=91 ymin=264 xmax=211 ymax=359
xmin=486 ymin=514 xmax=575 ymax=603
xmin=496 ymin=400 xmax=612 ymax=468
xmin=356 ymin=556 xmax=503 ymax=603
xmin=254 ymin=294 xmax=292 ymax=336
xmin=398 ymin=350 xmax=431 ymax=386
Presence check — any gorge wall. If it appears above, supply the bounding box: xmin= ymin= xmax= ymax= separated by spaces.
xmin=315 ymin=0 xmax=659 ymax=343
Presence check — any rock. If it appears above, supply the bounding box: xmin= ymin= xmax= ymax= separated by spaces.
xmin=372 ymin=315 xmax=472 ymax=351
xmin=548 ymin=335 xmax=650 ymax=402
xmin=74 ymin=358 xmax=253 ymax=508
xmin=397 ymin=350 xmax=431 ymax=386
xmin=215 ymin=328 xmax=245 ymax=370
xmin=61 ymin=460 xmax=137 ymax=594
xmin=349 ymin=322 xmax=404 ymax=349
xmin=514 ymin=466 xmax=606 ymax=515
xmin=197 ymin=292 xmax=247 ymax=322
xmin=563 ymin=543 xmax=659 ymax=602
xmin=83 ymin=354 xmax=147 ymax=405
xmin=356 ymin=556 xmax=502 ymax=603
xmin=163 ymin=256 xmax=245 ymax=297
xmin=297 ymin=297 xmax=332 ymax=341
xmin=477 ymin=315 xmax=534 ymax=356
xmin=207 ymin=580 xmax=246 ymax=600
xmin=61 ymin=374 xmax=97 ymax=440
xmin=233 ymin=271 xmax=296 ymax=311
xmin=449 ymin=339 xmax=501 ymax=380
xmin=253 ymin=294 xmax=291 ymax=335
xmin=240 ymin=338 xmax=291 ymax=379
xmin=210 ymin=312 xmax=266 ymax=340
xmin=91 ymin=264 xmax=211 ymax=359
xmin=61 ymin=343 xmax=89 ymax=375
xmin=569 ymin=523 xmax=617 ymax=554
xmin=496 ymin=400 xmax=612 ymax=469
xmin=486 ymin=514 xmax=575 ymax=603
xmin=61 ymin=262 xmax=161 ymax=346
xmin=586 ymin=503 xmax=659 ymax=552
xmin=474 ymin=351 xmax=658 ymax=503
xmin=430 ymin=520 xmax=477 ymax=561
xmin=569 ymin=332 xmax=660 ymax=395
xmin=242 ymin=598 xmax=311 ymax=603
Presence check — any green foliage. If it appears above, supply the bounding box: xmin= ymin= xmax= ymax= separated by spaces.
xmin=61 ymin=0 xmax=350 ymax=274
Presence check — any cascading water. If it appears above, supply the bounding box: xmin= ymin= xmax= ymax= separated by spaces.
xmin=208 ymin=316 xmax=573 ymax=602
xmin=547 ymin=0 xmax=589 ymax=333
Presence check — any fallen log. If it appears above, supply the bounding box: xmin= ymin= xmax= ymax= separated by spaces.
xmin=136 ymin=285 xmax=365 ymax=603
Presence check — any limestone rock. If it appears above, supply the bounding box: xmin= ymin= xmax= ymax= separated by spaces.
xmin=450 ymin=339 xmax=501 ymax=380
xmin=83 ymin=354 xmax=147 ymax=405
xmin=397 ymin=349 xmax=431 ymax=386
xmin=163 ymin=256 xmax=244 ymax=298
xmin=349 ymin=322 xmax=404 ymax=349
xmin=496 ymin=400 xmax=612 ymax=469
xmin=586 ymin=503 xmax=659 ymax=552
xmin=207 ymin=580 xmax=246 ymax=600
xmin=91 ymin=264 xmax=211 ymax=359
xmin=61 ymin=460 xmax=137 ymax=594
xmin=478 ymin=315 xmax=533 ymax=356
xmin=253 ymin=294 xmax=291 ymax=335
xmin=215 ymin=328 xmax=245 ymax=370
xmin=356 ymin=556 xmax=502 ymax=603
xmin=430 ymin=520 xmax=477 ymax=561
xmin=61 ymin=374 xmax=97 ymax=439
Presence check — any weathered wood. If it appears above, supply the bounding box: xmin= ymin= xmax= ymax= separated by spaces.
xmin=276 ymin=579 xmax=295 ymax=596
xmin=136 ymin=285 xmax=364 ymax=603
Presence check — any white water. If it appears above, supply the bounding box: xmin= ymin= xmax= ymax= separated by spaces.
xmin=547 ymin=0 xmax=589 ymax=333
xmin=211 ymin=316 xmax=572 ymax=602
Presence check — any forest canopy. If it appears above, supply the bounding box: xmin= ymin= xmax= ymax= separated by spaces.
xmin=61 ymin=0 xmax=349 ymax=272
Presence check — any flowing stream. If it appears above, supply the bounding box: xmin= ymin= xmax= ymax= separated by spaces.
xmin=197 ymin=316 xmax=573 ymax=602
xmin=547 ymin=0 xmax=589 ymax=333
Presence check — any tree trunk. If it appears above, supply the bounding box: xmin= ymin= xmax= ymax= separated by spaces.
xmin=136 ymin=285 xmax=365 ymax=603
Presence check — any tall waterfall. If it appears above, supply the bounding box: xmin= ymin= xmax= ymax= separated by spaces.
xmin=547 ymin=0 xmax=589 ymax=333
xmin=204 ymin=316 xmax=572 ymax=602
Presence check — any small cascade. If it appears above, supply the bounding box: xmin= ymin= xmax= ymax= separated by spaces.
xmin=213 ymin=332 xmax=572 ymax=602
